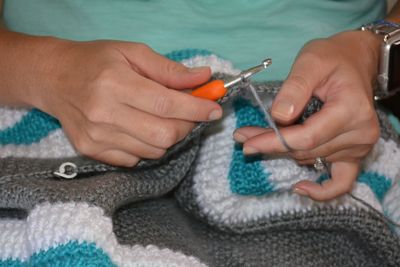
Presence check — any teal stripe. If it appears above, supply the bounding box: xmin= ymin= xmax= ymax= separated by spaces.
xmin=0 ymin=241 xmax=115 ymax=267
xmin=0 ymin=49 xmax=214 ymax=146
xmin=164 ymin=49 xmax=213 ymax=62
xmin=228 ymin=98 xmax=274 ymax=196
xmin=317 ymin=171 xmax=392 ymax=202
xmin=0 ymin=260 xmax=21 ymax=267
xmin=388 ymin=114 xmax=400 ymax=135
xmin=358 ymin=171 xmax=392 ymax=201
xmin=0 ymin=109 xmax=60 ymax=145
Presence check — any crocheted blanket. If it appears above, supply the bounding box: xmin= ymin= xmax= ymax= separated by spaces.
xmin=1 ymin=51 xmax=400 ymax=267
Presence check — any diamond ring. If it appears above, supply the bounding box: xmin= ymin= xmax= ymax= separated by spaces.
xmin=314 ymin=157 xmax=327 ymax=171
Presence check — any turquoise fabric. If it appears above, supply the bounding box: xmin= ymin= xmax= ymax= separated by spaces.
xmin=228 ymin=98 xmax=274 ymax=195
xmin=3 ymin=0 xmax=385 ymax=80
xmin=358 ymin=171 xmax=393 ymax=201
xmin=0 ymin=108 xmax=60 ymax=145
xmin=388 ymin=113 xmax=400 ymax=134
xmin=0 ymin=241 xmax=115 ymax=267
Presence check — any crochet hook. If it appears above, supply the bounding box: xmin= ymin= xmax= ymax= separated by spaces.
xmin=191 ymin=59 xmax=272 ymax=100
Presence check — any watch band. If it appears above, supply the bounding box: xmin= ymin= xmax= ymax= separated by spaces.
xmin=361 ymin=19 xmax=400 ymax=100
xmin=361 ymin=20 xmax=400 ymax=43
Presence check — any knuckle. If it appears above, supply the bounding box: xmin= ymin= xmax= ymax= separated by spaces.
xmin=86 ymin=126 xmax=104 ymax=143
xmin=85 ymin=70 xmax=118 ymax=123
xmin=85 ymin=103 xmax=107 ymax=123
xmin=153 ymin=94 xmax=174 ymax=116
xmin=91 ymin=67 xmax=117 ymax=91
xmin=166 ymin=61 xmax=185 ymax=74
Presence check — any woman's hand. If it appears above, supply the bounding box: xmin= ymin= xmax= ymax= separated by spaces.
xmin=233 ymin=31 xmax=381 ymax=201
xmin=29 ymin=41 xmax=222 ymax=167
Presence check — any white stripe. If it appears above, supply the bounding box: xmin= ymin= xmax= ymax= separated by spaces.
xmin=262 ymin=157 xmax=320 ymax=190
xmin=0 ymin=219 xmax=28 ymax=260
xmin=0 ymin=107 xmax=28 ymax=131
xmin=193 ymin=146 xmax=380 ymax=225
xmin=383 ymin=178 xmax=400 ymax=235
xmin=191 ymin=98 xmax=381 ymax=225
xmin=0 ymin=203 xmax=207 ymax=267
xmin=0 ymin=129 xmax=77 ymax=158
xmin=362 ymin=138 xmax=400 ymax=181
xmin=181 ymin=55 xmax=240 ymax=75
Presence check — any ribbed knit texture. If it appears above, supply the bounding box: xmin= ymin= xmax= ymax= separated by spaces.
xmin=1 ymin=54 xmax=400 ymax=266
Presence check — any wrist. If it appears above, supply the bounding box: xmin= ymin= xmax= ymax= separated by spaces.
xmin=0 ymin=29 xmax=74 ymax=109
xmin=330 ymin=30 xmax=381 ymax=85
xmin=21 ymin=36 xmax=75 ymax=110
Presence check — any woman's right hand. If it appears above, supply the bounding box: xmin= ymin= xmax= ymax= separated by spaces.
xmin=30 ymin=41 xmax=222 ymax=167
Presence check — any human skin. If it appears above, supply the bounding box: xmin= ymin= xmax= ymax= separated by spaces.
xmin=0 ymin=0 xmax=222 ymax=167
xmin=0 ymin=1 xmax=398 ymax=200
xmin=234 ymin=3 xmax=400 ymax=201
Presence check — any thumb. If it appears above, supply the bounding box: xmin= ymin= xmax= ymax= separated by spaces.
xmin=122 ymin=43 xmax=211 ymax=89
xmin=272 ymin=51 xmax=333 ymax=124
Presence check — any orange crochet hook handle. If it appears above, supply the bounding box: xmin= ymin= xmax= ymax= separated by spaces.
xmin=191 ymin=80 xmax=227 ymax=101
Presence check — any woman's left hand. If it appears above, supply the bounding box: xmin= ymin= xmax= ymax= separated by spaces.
xmin=233 ymin=30 xmax=381 ymax=201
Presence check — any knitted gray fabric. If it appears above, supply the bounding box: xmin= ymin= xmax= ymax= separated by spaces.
xmin=1 ymin=76 xmax=400 ymax=266
xmin=0 ymin=137 xmax=199 ymax=214
xmin=113 ymin=197 xmax=399 ymax=267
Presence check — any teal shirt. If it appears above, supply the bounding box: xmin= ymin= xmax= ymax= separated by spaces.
xmin=3 ymin=0 xmax=385 ymax=80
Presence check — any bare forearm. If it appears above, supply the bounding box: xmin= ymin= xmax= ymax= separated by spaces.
xmin=0 ymin=28 xmax=69 ymax=107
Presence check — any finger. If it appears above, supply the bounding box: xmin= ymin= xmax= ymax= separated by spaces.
xmin=233 ymin=127 xmax=273 ymax=143
xmin=95 ymin=129 xmax=167 ymax=160
xmin=289 ymin=130 xmax=372 ymax=161
xmin=271 ymin=45 xmax=336 ymax=124
xmin=242 ymin=101 xmax=352 ymax=155
xmin=121 ymin=43 xmax=212 ymax=89
xmin=295 ymin=146 xmax=370 ymax=165
xmin=293 ymin=161 xmax=359 ymax=201
xmin=119 ymin=72 xmax=222 ymax=122
xmin=109 ymin=105 xmax=195 ymax=149
xmin=65 ymin=114 xmax=167 ymax=161
xmin=93 ymin=149 xmax=140 ymax=167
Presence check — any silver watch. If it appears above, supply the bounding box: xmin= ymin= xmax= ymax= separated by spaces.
xmin=361 ymin=20 xmax=400 ymax=100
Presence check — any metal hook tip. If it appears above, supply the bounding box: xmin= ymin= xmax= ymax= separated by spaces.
xmin=262 ymin=59 xmax=272 ymax=68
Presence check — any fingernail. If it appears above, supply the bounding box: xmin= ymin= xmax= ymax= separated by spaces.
xmin=272 ymin=99 xmax=294 ymax=120
xmin=233 ymin=132 xmax=247 ymax=143
xmin=293 ymin=187 xmax=309 ymax=196
xmin=189 ymin=66 xmax=209 ymax=73
xmin=243 ymin=146 xmax=259 ymax=155
xmin=208 ymin=109 xmax=222 ymax=121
